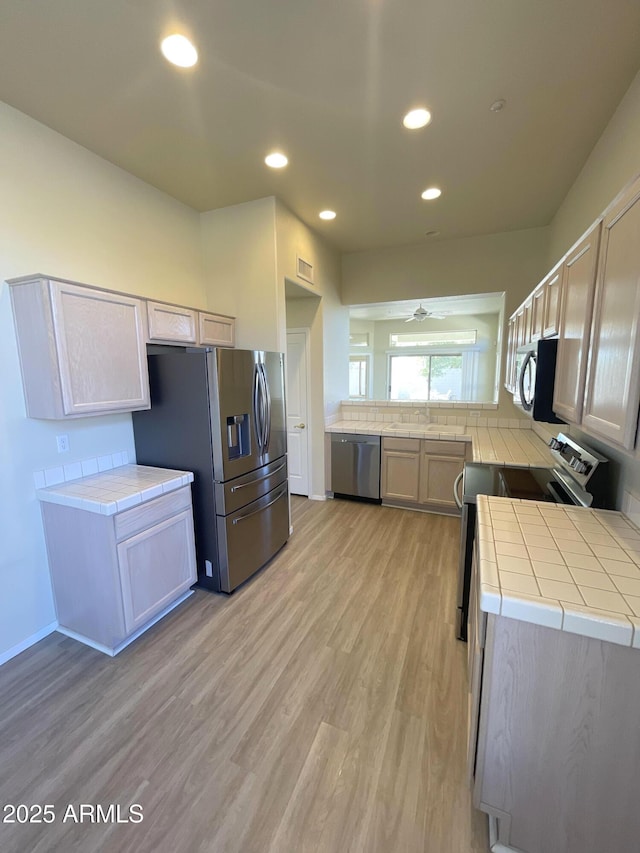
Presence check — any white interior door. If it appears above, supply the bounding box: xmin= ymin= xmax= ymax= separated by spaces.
xmin=286 ymin=330 xmax=310 ymax=496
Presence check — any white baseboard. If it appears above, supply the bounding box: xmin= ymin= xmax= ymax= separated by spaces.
xmin=56 ymin=591 xmax=194 ymax=657
xmin=0 ymin=621 xmax=58 ymax=667
xmin=309 ymin=494 xmax=327 ymax=501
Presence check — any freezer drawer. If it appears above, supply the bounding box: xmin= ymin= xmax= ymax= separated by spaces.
xmin=215 ymin=456 xmax=288 ymax=516
xmin=216 ymin=482 xmax=289 ymax=592
xmin=331 ymin=433 xmax=381 ymax=500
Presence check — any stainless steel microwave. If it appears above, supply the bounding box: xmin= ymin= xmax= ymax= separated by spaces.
xmin=513 ymin=339 xmax=565 ymax=423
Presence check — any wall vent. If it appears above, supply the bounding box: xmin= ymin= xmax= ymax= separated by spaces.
xmin=296 ymin=256 xmax=314 ymax=285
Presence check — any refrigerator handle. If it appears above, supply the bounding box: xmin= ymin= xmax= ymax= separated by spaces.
xmin=253 ymin=364 xmax=264 ymax=454
xmin=261 ymin=363 xmax=272 ymax=451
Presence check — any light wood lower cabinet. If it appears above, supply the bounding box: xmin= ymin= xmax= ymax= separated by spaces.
xmin=381 ymin=437 xmax=466 ymax=513
xmin=469 ymin=568 xmax=640 ymax=852
xmin=42 ymin=486 xmax=197 ymax=654
xmin=381 ymin=437 xmax=420 ymax=502
xmin=418 ymin=446 xmax=464 ymax=510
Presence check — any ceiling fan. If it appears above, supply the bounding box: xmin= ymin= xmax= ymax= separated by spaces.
xmin=405 ymin=303 xmax=448 ymax=322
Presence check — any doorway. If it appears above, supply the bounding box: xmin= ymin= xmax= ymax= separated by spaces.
xmin=286 ymin=329 xmax=310 ymax=496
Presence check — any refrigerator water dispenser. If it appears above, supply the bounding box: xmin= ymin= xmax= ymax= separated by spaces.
xmin=227 ymin=414 xmax=249 ymax=459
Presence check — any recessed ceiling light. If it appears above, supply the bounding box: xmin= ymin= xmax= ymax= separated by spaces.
xmin=403 ymin=108 xmax=431 ymax=130
xmin=421 ymin=187 xmax=442 ymax=200
xmin=265 ymin=152 xmax=288 ymax=169
xmin=319 ymin=210 xmax=336 ymax=220
xmin=160 ymin=34 xmax=198 ymax=68
xmin=490 ymin=99 xmax=506 ymax=112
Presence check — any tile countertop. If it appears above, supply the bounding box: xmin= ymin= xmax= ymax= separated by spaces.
xmin=326 ymin=420 xmax=555 ymax=468
xmin=477 ymin=494 xmax=640 ymax=648
xmin=36 ymin=464 xmax=194 ymax=516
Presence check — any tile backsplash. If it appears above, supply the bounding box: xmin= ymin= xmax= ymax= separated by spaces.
xmin=34 ymin=450 xmax=131 ymax=490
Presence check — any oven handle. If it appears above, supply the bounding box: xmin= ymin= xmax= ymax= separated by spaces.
xmin=453 ymin=470 xmax=464 ymax=510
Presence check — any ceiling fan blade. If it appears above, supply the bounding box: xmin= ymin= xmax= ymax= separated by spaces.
xmin=404 ymin=316 xmax=415 ymax=322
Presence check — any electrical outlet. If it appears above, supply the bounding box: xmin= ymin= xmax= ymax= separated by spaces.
xmin=56 ymin=434 xmax=70 ymax=453
xmin=469 ymin=410 xmax=481 ymax=418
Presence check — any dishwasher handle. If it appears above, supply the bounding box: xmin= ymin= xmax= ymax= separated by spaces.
xmin=453 ymin=470 xmax=464 ymax=510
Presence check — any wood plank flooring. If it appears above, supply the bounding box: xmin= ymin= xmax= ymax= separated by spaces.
xmin=0 ymin=497 xmax=488 ymax=853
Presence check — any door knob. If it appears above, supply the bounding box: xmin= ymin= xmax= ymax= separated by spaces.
xmin=294 ymin=423 xmax=306 ymax=429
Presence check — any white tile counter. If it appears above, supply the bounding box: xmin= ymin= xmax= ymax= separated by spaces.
xmin=36 ymin=464 xmax=194 ymax=515
xmin=326 ymin=420 xmax=555 ymax=468
xmin=477 ymin=494 xmax=640 ymax=647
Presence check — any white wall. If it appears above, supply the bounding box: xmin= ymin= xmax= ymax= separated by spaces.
xmin=0 ymin=102 xmax=206 ymax=660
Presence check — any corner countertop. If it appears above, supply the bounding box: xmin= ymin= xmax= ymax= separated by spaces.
xmin=326 ymin=419 xmax=555 ymax=468
xmin=36 ymin=464 xmax=194 ymax=516
xmin=477 ymin=494 xmax=640 ymax=648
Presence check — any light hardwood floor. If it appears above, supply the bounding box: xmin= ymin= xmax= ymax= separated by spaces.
xmin=0 ymin=497 xmax=488 ymax=853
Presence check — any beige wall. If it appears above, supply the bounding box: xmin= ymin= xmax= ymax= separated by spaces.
xmin=341 ymin=227 xmax=550 ymax=317
xmin=547 ymin=69 xmax=640 ymax=263
xmin=0 ymin=102 xmax=207 ymax=660
xmin=200 ymin=197 xmax=279 ymax=351
xmin=278 ymin=201 xmax=348 ymax=498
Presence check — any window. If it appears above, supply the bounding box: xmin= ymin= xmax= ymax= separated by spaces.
xmin=388 ymin=353 xmax=464 ymax=401
xmin=349 ymin=332 xmax=370 ymax=347
xmin=390 ymin=329 xmax=477 ymax=348
xmin=349 ymin=355 xmax=369 ymax=398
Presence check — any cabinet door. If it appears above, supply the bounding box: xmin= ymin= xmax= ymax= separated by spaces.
xmin=522 ymin=300 xmax=532 ymax=346
xmin=514 ymin=307 xmax=526 ymax=349
xmin=504 ymin=316 xmax=517 ymax=392
xmin=553 ymin=223 xmax=601 ymax=424
xmin=418 ymin=453 xmax=464 ymax=508
xmin=542 ymin=268 xmax=562 ymax=338
xmin=117 ymin=508 xmax=197 ymax=634
xmin=530 ymin=287 xmax=545 ymax=342
xmin=381 ymin=451 xmax=420 ymax=501
xmin=147 ymin=301 xmax=197 ymax=344
xmin=583 ymin=177 xmax=640 ymax=449
xmin=198 ymin=311 xmax=235 ymax=347
xmin=50 ymin=281 xmax=150 ymax=416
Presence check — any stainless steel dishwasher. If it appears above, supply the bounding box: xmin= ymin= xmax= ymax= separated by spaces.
xmin=330 ymin=433 xmax=381 ymax=501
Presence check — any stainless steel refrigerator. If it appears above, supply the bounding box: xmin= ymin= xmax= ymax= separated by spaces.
xmin=132 ymin=346 xmax=289 ymax=593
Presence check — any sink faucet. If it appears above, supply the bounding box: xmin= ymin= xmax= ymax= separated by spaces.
xmin=414 ymin=408 xmax=430 ymax=424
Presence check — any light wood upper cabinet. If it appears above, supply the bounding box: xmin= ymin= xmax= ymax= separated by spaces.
xmin=147 ymin=301 xmax=197 ymax=344
xmin=541 ymin=268 xmax=562 ymax=338
xmin=504 ymin=316 xmax=517 ymax=392
xmin=9 ymin=276 xmax=150 ymax=419
xmin=530 ymin=285 xmax=545 ymax=342
xmin=582 ymin=176 xmax=640 ymax=449
xmin=198 ymin=311 xmax=235 ymax=347
xmin=553 ymin=222 xmax=601 ymax=425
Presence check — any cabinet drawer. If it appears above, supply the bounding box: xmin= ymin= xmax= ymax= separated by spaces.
xmin=114 ymin=486 xmax=192 ymax=542
xmin=422 ymin=439 xmax=466 ymax=456
xmin=382 ymin=437 xmax=420 ymax=452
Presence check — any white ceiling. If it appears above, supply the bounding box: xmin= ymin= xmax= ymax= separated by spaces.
xmin=1 ymin=1 xmax=639 ymax=253
xmin=349 ymin=293 xmax=505 ymax=322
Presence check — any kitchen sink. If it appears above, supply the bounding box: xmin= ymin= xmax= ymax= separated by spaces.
xmin=383 ymin=422 xmax=466 ymax=435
